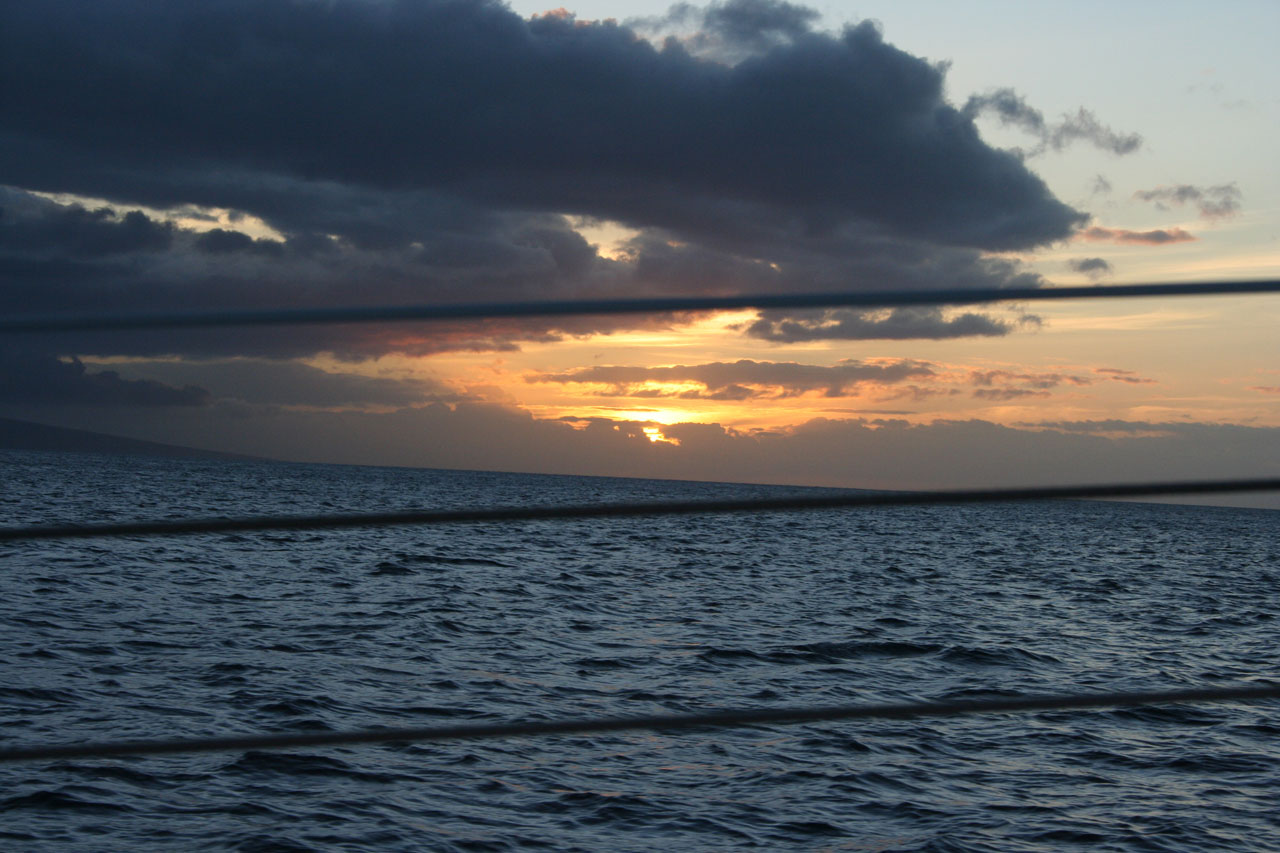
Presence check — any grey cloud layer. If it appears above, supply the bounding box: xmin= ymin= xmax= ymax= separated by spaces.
xmin=14 ymin=403 xmax=1273 ymax=507
xmin=628 ymin=0 xmax=821 ymax=63
xmin=0 ymin=0 xmax=1092 ymax=397
xmin=0 ymin=351 xmax=209 ymax=407
xmin=97 ymin=359 xmax=461 ymax=409
xmin=2 ymin=0 xmax=1081 ymax=250
xmin=745 ymin=306 xmax=1028 ymax=342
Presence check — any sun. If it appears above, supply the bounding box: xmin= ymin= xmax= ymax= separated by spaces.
xmin=642 ymin=426 xmax=679 ymax=445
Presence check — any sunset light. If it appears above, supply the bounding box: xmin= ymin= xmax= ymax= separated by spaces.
xmin=3 ymin=2 xmax=1279 ymax=849
xmin=641 ymin=425 xmax=678 ymax=444
xmin=0 ymin=0 xmax=1274 ymax=493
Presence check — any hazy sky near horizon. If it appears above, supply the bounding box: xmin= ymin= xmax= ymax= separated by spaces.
xmin=0 ymin=0 xmax=1276 ymax=502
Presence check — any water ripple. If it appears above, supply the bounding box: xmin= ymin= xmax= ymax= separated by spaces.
xmin=1 ymin=450 xmax=1278 ymax=851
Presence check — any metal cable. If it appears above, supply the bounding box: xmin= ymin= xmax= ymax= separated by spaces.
xmin=2 ymin=477 xmax=1277 ymax=543
xmin=3 ymin=280 xmax=1278 ymax=334
xmin=3 ymin=283 xmax=1278 ymax=768
xmin=1 ymin=682 xmax=1275 ymax=764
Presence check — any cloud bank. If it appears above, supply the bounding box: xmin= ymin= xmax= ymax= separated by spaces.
xmin=0 ymin=0 xmax=1090 ymax=376
xmin=744 ymin=306 xmax=1034 ymax=342
xmin=9 ymin=402 xmax=1274 ymax=507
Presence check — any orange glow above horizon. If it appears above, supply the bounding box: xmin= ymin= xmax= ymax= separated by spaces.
xmin=284 ymin=294 xmax=1279 ymax=432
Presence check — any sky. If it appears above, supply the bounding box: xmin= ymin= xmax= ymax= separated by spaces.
xmin=1 ymin=0 xmax=1277 ymax=505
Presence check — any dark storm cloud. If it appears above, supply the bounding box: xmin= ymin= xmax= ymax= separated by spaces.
xmin=962 ymin=88 xmax=1142 ymax=156
xmin=0 ymin=189 xmax=173 ymax=258
xmin=96 ymin=359 xmax=459 ymax=408
xmin=0 ymin=0 xmax=1098 ymax=415
xmin=1 ymin=0 xmax=1082 ymax=251
xmin=0 ymin=193 xmax=1047 ymax=360
xmin=745 ymin=306 xmax=1026 ymax=342
xmin=701 ymin=0 xmax=817 ymax=43
xmin=1133 ymin=183 xmax=1242 ymax=220
xmin=629 ymin=0 xmax=820 ymax=61
xmin=194 ymin=229 xmax=286 ymax=257
xmin=529 ymin=358 xmax=936 ymax=398
xmin=0 ymin=350 xmax=209 ymax=407
xmin=0 ymin=188 xmax=645 ymax=359
xmin=1067 ymin=257 xmax=1112 ymax=279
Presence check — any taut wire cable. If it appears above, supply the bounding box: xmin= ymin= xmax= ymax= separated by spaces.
xmin=1 ymin=683 xmax=1275 ymax=764
xmin=3 ymin=280 xmax=1278 ymax=769
xmin=2 ymin=280 xmax=1278 ymax=334
xmin=2 ymin=477 xmax=1278 ymax=543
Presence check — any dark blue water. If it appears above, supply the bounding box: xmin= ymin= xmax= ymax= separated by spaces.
xmin=1 ymin=450 xmax=1278 ymax=851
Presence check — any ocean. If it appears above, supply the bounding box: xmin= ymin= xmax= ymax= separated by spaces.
xmin=1 ymin=449 xmax=1278 ymax=852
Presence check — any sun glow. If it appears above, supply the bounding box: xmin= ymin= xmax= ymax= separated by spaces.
xmin=642 ymin=426 xmax=679 ymax=445
xmin=603 ymin=407 xmax=688 ymax=424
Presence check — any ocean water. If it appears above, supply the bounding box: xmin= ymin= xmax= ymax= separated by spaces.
xmin=1 ymin=449 xmax=1278 ymax=852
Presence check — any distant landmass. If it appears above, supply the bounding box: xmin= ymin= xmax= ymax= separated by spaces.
xmin=0 ymin=417 xmax=258 ymax=461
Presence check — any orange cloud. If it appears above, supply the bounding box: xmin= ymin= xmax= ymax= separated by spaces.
xmin=1078 ymin=226 xmax=1195 ymax=245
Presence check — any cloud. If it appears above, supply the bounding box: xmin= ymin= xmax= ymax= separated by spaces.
xmin=16 ymin=403 xmax=1275 ymax=507
xmin=1133 ymin=183 xmax=1242 ymax=220
xmin=1249 ymin=386 xmax=1280 ymax=395
xmin=0 ymin=188 xmax=652 ymax=359
xmin=962 ymin=88 xmax=1142 ymax=156
xmin=1079 ymin=226 xmax=1195 ymax=245
xmin=0 ymin=194 xmax=173 ymax=258
xmin=530 ymin=358 xmax=1116 ymax=404
xmin=966 ymin=368 xmax=1092 ymax=401
xmin=0 ymin=0 xmax=1100 ymax=417
xmin=0 ymin=350 xmax=209 ymax=407
xmin=629 ymin=0 xmax=820 ymax=61
xmin=1067 ymin=257 xmax=1112 ymax=279
xmin=1094 ymin=367 xmax=1156 ymax=385
xmin=1 ymin=2 xmax=1082 ymax=252
xmin=972 ymin=388 xmax=1049 ymax=401
xmin=194 ymin=229 xmax=286 ymax=257
xmin=529 ymin=358 xmax=936 ymax=398
xmin=970 ymin=369 xmax=1092 ymax=390
xmin=92 ymin=358 xmax=459 ymax=409
xmin=744 ymin=306 xmax=1028 ymax=342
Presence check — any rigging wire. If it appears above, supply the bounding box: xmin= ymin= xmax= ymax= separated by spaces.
xmin=2 ymin=477 xmax=1277 ymax=543
xmin=3 ymin=283 xmax=1277 ymax=770
xmin=1 ymin=682 xmax=1275 ymax=764
xmin=2 ymin=279 xmax=1279 ymax=334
